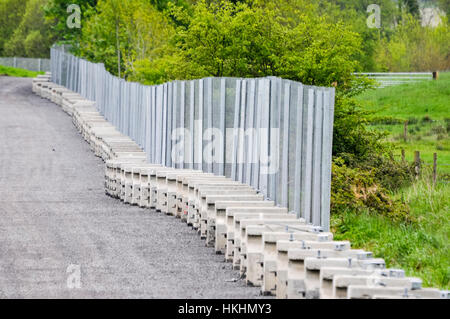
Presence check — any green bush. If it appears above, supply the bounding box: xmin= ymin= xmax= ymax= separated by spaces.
xmin=3 ymin=0 xmax=55 ymax=58
xmin=344 ymin=152 xmax=415 ymax=191
xmin=422 ymin=115 xmax=433 ymax=123
xmin=431 ymin=125 xmax=447 ymax=135
xmin=407 ymin=117 xmax=419 ymax=125
xmin=128 ymin=0 xmax=363 ymax=92
xmin=331 ymin=158 xmax=414 ymax=223
xmin=332 ymin=95 xmax=386 ymax=161
xmin=375 ymin=13 xmax=450 ymax=72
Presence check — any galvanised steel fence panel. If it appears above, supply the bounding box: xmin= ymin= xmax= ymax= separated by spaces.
xmin=50 ymin=46 xmax=335 ymax=230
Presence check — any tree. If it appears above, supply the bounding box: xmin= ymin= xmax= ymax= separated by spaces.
xmin=375 ymin=13 xmax=450 ymax=71
xmin=131 ymin=0 xmax=362 ymax=90
xmin=3 ymin=0 xmax=56 ymax=58
xmin=44 ymin=0 xmax=98 ymax=47
xmin=315 ymin=0 xmax=401 ymax=71
xmin=438 ymin=0 xmax=450 ymax=18
xmin=401 ymin=0 xmax=420 ymax=17
xmin=0 ymin=0 xmax=28 ymax=56
xmin=79 ymin=0 xmax=174 ymax=78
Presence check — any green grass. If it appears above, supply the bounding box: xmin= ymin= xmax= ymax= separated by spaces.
xmin=332 ymin=172 xmax=450 ymax=289
xmin=357 ymin=72 xmax=450 ymax=120
xmin=332 ymin=73 xmax=450 ymax=289
xmin=357 ymin=72 xmax=450 ymax=174
xmin=0 ymin=65 xmax=44 ymax=78
xmin=373 ymin=121 xmax=450 ymax=174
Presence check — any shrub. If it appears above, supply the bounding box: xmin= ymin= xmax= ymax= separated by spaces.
xmin=374 ymin=13 xmax=450 ymax=72
xmin=331 ymin=158 xmax=414 ymax=223
xmin=431 ymin=125 xmax=446 ymax=135
xmin=338 ymin=151 xmax=414 ymax=192
xmin=422 ymin=115 xmax=433 ymax=123
xmin=445 ymin=118 xmax=450 ymax=133
xmin=407 ymin=117 xmax=419 ymax=125
xmin=332 ymin=95 xmax=386 ymax=161
xmin=369 ymin=116 xmax=404 ymax=125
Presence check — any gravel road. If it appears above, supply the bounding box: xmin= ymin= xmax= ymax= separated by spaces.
xmin=0 ymin=76 xmax=263 ymax=299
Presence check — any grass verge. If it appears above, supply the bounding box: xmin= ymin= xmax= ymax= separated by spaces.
xmin=333 ymin=73 xmax=450 ymax=289
xmin=331 ymin=169 xmax=450 ymax=289
xmin=0 ymin=65 xmax=44 ymax=78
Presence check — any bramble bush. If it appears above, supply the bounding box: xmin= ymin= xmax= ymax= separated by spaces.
xmin=331 ymin=158 xmax=414 ymax=223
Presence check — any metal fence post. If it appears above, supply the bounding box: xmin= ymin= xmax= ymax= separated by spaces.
xmin=311 ymin=89 xmax=324 ymax=226
xmin=293 ymin=84 xmax=304 ymax=218
xmin=301 ymin=89 xmax=315 ymax=223
xmin=231 ymin=79 xmax=241 ymax=180
xmin=280 ymin=81 xmax=290 ymax=208
xmin=218 ymin=78 xmax=226 ymax=176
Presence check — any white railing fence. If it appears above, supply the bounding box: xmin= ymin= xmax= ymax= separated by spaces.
xmin=354 ymin=72 xmax=434 ymax=88
xmin=50 ymin=46 xmax=336 ymax=230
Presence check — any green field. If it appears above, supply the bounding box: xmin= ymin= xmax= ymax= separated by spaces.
xmin=0 ymin=65 xmax=44 ymax=78
xmin=332 ymin=73 xmax=450 ymax=289
xmin=356 ymin=72 xmax=450 ymax=174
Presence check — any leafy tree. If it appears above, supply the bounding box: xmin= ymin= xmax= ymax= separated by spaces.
xmin=79 ymin=0 xmax=174 ymax=77
xmin=315 ymin=0 xmax=401 ymax=71
xmin=131 ymin=0 xmax=363 ymax=91
xmin=375 ymin=13 xmax=450 ymax=71
xmin=437 ymin=0 xmax=450 ymax=18
xmin=44 ymin=0 xmax=98 ymax=46
xmin=319 ymin=0 xmax=400 ymax=29
xmin=3 ymin=0 xmax=56 ymax=58
xmin=401 ymin=0 xmax=420 ymax=17
xmin=0 ymin=0 xmax=28 ymax=55
xmin=150 ymin=0 xmax=191 ymax=12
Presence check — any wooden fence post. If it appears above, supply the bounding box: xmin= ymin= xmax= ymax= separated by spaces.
xmin=401 ymin=149 xmax=406 ymax=163
xmin=433 ymin=71 xmax=439 ymax=80
xmin=403 ymin=121 xmax=408 ymax=142
xmin=414 ymin=151 xmax=421 ymax=179
xmin=433 ymin=153 xmax=437 ymax=186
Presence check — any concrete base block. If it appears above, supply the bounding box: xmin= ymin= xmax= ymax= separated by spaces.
xmin=246 ymin=252 xmax=264 ymax=286
xmin=331 ymin=275 xmax=422 ymax=299
xmin=276 ymin=270 xmax=288 ymax=299
xmin=166 ymin=191 xmax=178 ymax=216
xmin=347 ymin=286 xmax=443 ymax=299
xmin=262 ymin=260 xmax=278 ymax=296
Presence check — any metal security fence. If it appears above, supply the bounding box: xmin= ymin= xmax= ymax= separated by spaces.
xmin=51 ymin=46 xmax=335 ymax=230
xmin=0 ymin=57 xmax=50 ymax=72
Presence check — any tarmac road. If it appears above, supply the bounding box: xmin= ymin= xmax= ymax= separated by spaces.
xmin=0 ymin=76 xmax=263 ymax=299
